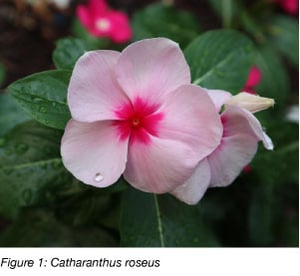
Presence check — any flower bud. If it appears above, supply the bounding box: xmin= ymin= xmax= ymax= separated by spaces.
xmin=226 ymin=92 xmax=275 ymax=113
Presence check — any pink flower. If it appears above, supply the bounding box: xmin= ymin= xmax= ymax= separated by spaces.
xmin=278 ymin=0 xmax=298 ymax=15
xmin=243 ymin=66 xmax=262 ymax=95
xmin=76 ymin=0 xmax=132 ymax=43
xmin=171 ymin=90 xmax=274 ymax=204
xmin=61 ymin=38 xmax=223 ymax=194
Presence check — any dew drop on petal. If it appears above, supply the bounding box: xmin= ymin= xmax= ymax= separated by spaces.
xmin=94 ymin=173 xmax=104 ymax=182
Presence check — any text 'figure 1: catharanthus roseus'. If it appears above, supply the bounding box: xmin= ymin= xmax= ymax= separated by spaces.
xmin=61 ymin=38 xmax=223 ymax=195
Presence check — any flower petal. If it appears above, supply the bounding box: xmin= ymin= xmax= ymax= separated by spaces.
xmin=89 ymin=0 xmax=107 ymax=18
xmin=204 ymin=88 xmax=232 ymax=112
xmin=68 ymin=50 xmax=130 ymax=122
xmin=208 ymin=106 xmax=260 ymax=187
xmin=171 ymin=159 xmax=211 ymax=205
xmin=245 ymin=66 xmax=261 ymax=87
xmin=76 ymin=5 xmax=92 ymax=28
xmin=208 ymin=134 xmax=258 ymax=187
xmin=124 ymin=137 xmax=202 ymax=193
xmin=107 ymin=11 xmax=132 ymax=43
xmin=61 ymin=119 xmax=128 ymax=187
xmin=224 ymin=105 xmax=273 ymax=150
xmin=116 ymin=38 xmax=191 ymax=102
xmin=158 ymin=84 xmax=223 ymax=161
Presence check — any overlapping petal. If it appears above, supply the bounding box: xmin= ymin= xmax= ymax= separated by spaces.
xmin=61 ymin=120 xmax=128 ymax=187
xmin=158 ymin=84 xmax=223 ymax=160
xmin=171 ymin=159 xmax=211 ymax=205
xmin=115 ymin=38 xmax=191 ymax=102
xmin=124 ymin=137 xmax=202 ymax=194
xmin=225 ymin=105 xmax=273 ymax=150
xmin=68 ymin=50 xmax=130 ymax=122
xmin=205 ymin=89 xmax=232 ymax=112
xmin=208 ymin=106 xmax=261 ymax=187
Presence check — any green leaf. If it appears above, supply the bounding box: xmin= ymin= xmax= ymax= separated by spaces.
xmin=0 ymin=93 xmax=30 ymax=136
xmin=53 ymin=37 xmax=89 ymax=70
xmin=8 ymin=70 xmax=71 ymax=130
xmin=265 ymin=15 xmax=299 ymax=66
xmin=248 ymin=121 xmax=298 ymax=246
xmin=0 ymin=121 xmax=70 ymax=218
xmin=0 ymin=63 xmax=5 ymax=85
xmin=0 ymin=209 xmax=118 ymax=247
xmin=208 ymin=0 xmax=239 ymax=28
xmin=120 ymin=187 xmax=219 ymax=247
xmin=254 ymin=45 xmax=290 ymax=112
xmin=252 ymin=121 xmax=298 ymax=186
xmin=132 ymin=3 xmax=201 ymax=48
xmin=184 ymin=30 xmax=254 ymax=93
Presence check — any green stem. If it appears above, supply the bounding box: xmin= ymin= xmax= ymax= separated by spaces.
xmin=222 ymin=0 xmax=232 ymax=28
xmin=153 ymin=194 xmax=165 ymax=247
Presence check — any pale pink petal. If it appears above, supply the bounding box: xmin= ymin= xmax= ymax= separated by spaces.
xmin=208 ymin=106 xmax=260 ymax=187
xmin=208 ymin=134 xmax=258 ymax=187
xmin=204 ymin=88 xmax=232 ymax=112
xmin=124 ymin=137 xmax=202 ymax=194
xmin=115 ymin=38 xmax=191 ymax=102
xmin=61 ymin=119 xmax=128 ymax=187
xmin=68 ymin=50 xmax=130 ymax=122
xmin=224 ymin=106 xmax=273 ymax=150
xmin=158 ymin=84 xmax=223 ymax=161
xmin=171 ymin=159 xmax=211 ymax=205
xmin=76 ymin=6 xmax=92 ymax=28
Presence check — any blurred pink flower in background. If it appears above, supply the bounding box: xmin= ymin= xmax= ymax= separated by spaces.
xmin=270 ymin=0 xmax=299 ymax=15
xmin=277 ymin=0 xmax=298 ymax=15
xmin=243 ymin=66 xmax=262 ymax=95
xmin=76 ymin=0 xmax=132 ymax=43
xmin=172 ymin=90 xmax=274 ymax=205
xmin=61 ymin=38 xmax=222 ymax=194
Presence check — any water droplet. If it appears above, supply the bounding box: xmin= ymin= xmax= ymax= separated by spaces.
xmin=15 ymin=143 xmax=29 ymax=154
xmin=39 ymin=106 xmax=47 ymax=113
xmin=22 ymin=189 xmax=33 ymax=204
xmin=0 ymin=138 xmax=6 ymax=147
xmin=94 ymin=173 xmax=104 ymax=182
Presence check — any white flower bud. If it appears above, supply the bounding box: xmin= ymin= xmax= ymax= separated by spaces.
xmin=226 ymin=92 xmax=275 ymax=113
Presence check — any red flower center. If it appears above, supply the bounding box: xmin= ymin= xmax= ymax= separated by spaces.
xmin=114 ymin=97 xmax=164 ymax=145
